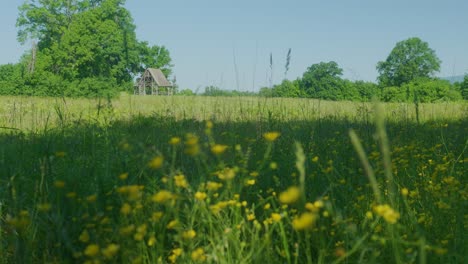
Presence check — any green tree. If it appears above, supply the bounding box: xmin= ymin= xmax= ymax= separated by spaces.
xmin=300 ymin=61 xmax=358 ymax=100
xmin=353 ymin=80 xmax=380 ymax=101
xmin=460 ymin=75 xmax=468 ymax=100
xmin=15 ymin=0 xmax=173 ymax=96
xmin=377 ymin=37 xmax=441 ymax=87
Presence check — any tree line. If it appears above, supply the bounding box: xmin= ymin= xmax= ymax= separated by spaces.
xmin=258 ymin=38 xmax=466 ymax=102
xmin=0 ymin=1 xmax=466 ymax=101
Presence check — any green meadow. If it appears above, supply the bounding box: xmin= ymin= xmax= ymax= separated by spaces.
xmin=0 ymin=95 xmax=466 ymax=263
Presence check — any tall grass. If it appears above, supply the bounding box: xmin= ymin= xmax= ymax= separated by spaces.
xmin=0 ymin=95 xmax=466 ymax=263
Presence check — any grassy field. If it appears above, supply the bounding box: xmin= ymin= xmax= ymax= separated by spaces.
xmin=0 ymin=95 xmax=467 ymax=263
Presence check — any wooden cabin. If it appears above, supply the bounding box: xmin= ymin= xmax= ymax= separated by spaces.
xmin=134 ymin=68 xmax=174 ymax=95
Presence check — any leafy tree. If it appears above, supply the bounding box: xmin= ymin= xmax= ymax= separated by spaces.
xmin=14 ymin=0 xmax=173 ymax=96
xmin=382 ymin=78 xmax=462 ymax=102
xmin=377 ymin=37 xmax=441 ymax=87
xmin=460 ymin=75 xmax=468 ymax=100
xmin=268 ymin=79 xmax=302 ymax=98
xmin=353 ymin=80 xmax=380 ymax=101
xmin=300 ymin=61 xmax=359 ymax=100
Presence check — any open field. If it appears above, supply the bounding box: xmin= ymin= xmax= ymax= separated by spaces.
xmin=0 ymin=95 xmax=467 ymax=263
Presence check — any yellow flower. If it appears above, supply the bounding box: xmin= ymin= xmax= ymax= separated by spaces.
xmin=206 ymin=120 xmax=213 ymax=129
xmin=120 ymin=203 xmax=132 ymax=215
xmin=373 ymin=204 xmax=400 ymax=224
xmin=119 ymin=225 xmax=135 ymax=236
xmin=151 ymin=190 xmax=174 ymax=203
xmin=185 ymin=134 xmax=200 ymax=156
xmin=166 ymin=220 xmax=179 ymax=230
xmin=292 ymin=213 xmax=318 ymax=231
xmin=54 ymin=180 xmax=65 ymax=188
xmin=401 ymin=188 xmax=409 ymax=196
xmin=249 ymin=171 xmax=259 ymax=177
xmin=55 ymin=151 xmax=66 ymax=158
xmin=194 ymin=191 xmax=207 ymax=201
xmin=270 ymin=162 xmax=278 ymax=170
xmin=314 ymin=200 xmax=324 ymax=208
xmin=174 ymin=174 xmax=188 ymax=188
xmin=148 ymin=156 xmax=164 ymax=169
xmin=279 ymin=186 xmax=301 ymax=204
xmin=366 ymin=211 xmax=373 ymax=219
xmin=271 ymin=213 xmax=282 ymax=222
xmin=84 ymin=244 xmax=100 ymax=257
xmin=118 ymin=173 xmax=129 ymax=180
xmin=169 ymin=137 xmax=181 ymax=145
xmin=247 ymin=213 xmax=256 ymax=221
xmin=86 ymin=194 xmax=97 ymax=203
xmin=191 ymin=248 xmax=207 ymax=262
xmin=311 ymin=156 xmax=319 ymax=163
xmin=151 ymin=212 xmax=164 ymax=222
xmin=147 ymin=236 xmax=157 ymax=247
xmin=246 ymin=179 xmax=256 ymax=186
xmin=216 ymin=167 xmax=236 ymax=181
xmin=102 ymin=244 xmax=119 ymax=259
xmin=206 ymin=181 xmax=223 ymax=191
xmin=66 ymin=192 xmax=77 ymax=198
xmin=211 ymin=144 xmax=228 ymax=155
xmin=182 ymin=229 xmax=197 ymax=240
xmin=37 ymin=203 xmax=52 ymax=212
xmin=263 ymin=131 xmax=281 ymax=142
xmin=264 ymin=203 xmax=271 ymax=210
xmin=79 ymin=230 xmax=90 ymax=243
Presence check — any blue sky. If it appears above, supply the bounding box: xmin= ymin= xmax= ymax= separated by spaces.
xmin=1 ymin=0 xmax=467 ymax=91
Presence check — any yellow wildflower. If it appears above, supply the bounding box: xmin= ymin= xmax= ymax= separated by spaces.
xmin=211 ymin=144 xmax=228 ymax=155
xmin=185 ymin=134 xmax=200 ymax=156
xmin=182 ymin=229 xmax=197 ymax=240
xmin=247 ymin=213 xmax=256 ymax=221
xmin=120 ymin=203 xmax=132 ymax=215
xmin=246 ymin=179 xmax=256 ymax=186
xmin=84 ymin=244 xmax=100 ymax=257
xmin=191 ymin=248 xmax=207 ymax=262
xmin=118 ymin=173 xmax=129 ymax=180
xmin=401 ymin=188 xmax=409 ymax=196
xmin=37 ymin=203 xmax=52 ymax=212
xmin=216 ymin=167 xmax=236 ymax=181
xmin=148 ymin=156 xmax=164 ymax=169
xmin=166 ymin=220 xmax=179 ymax=229
xmin=174 ymin=174 xmax=188 ymax=188
xmin=169 ymin=137 xmax=181 ymax=145
xmin=119 ymin=225 xmax=135 ymax=236
xmin=169 ymin=248 xmax=183 ymax=263
xmin=54 ymin=180 xmax=65 ymax=188
xmin=292 ymin=213 xmax=318 ymax=231
xmin=147 ymin=236 xmax=157 ymax=247
xmin=102 ymin=244 xmax=119 ymax=259
xmin=151 ymin=212 xmax=164 ymax=222
xmin=311 ymin=156 xmax=319 ymax=162
xmin=79 ymin=230 xmax=90 ymax=243
xmin=206 ymin=181 xmax=223 ymax=191
xmin=263 ymin=131 xmax=281 ymax=142
xmin=194 ymin=191 xmax=207 ymax=201
xmin=151 ymin=190 xmax=174 ymax=203
xmin=279 ymin=186 xmax=301 ymax=204
xmin=66 ymin=192 xmax=77 ymax=198
xmin=55 ymin=151 xmax=66 ymax=158
xmin=373 ymin=204 xmax=400 ymax=224
xmin=86 ymin=194 xmax=97 ymax=203
xmin=271 ymin=213 xmax=282 ymax=222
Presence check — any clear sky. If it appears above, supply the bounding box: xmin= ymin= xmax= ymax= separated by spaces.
xmin=1 ymin=0 xmax=467 ymax=91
